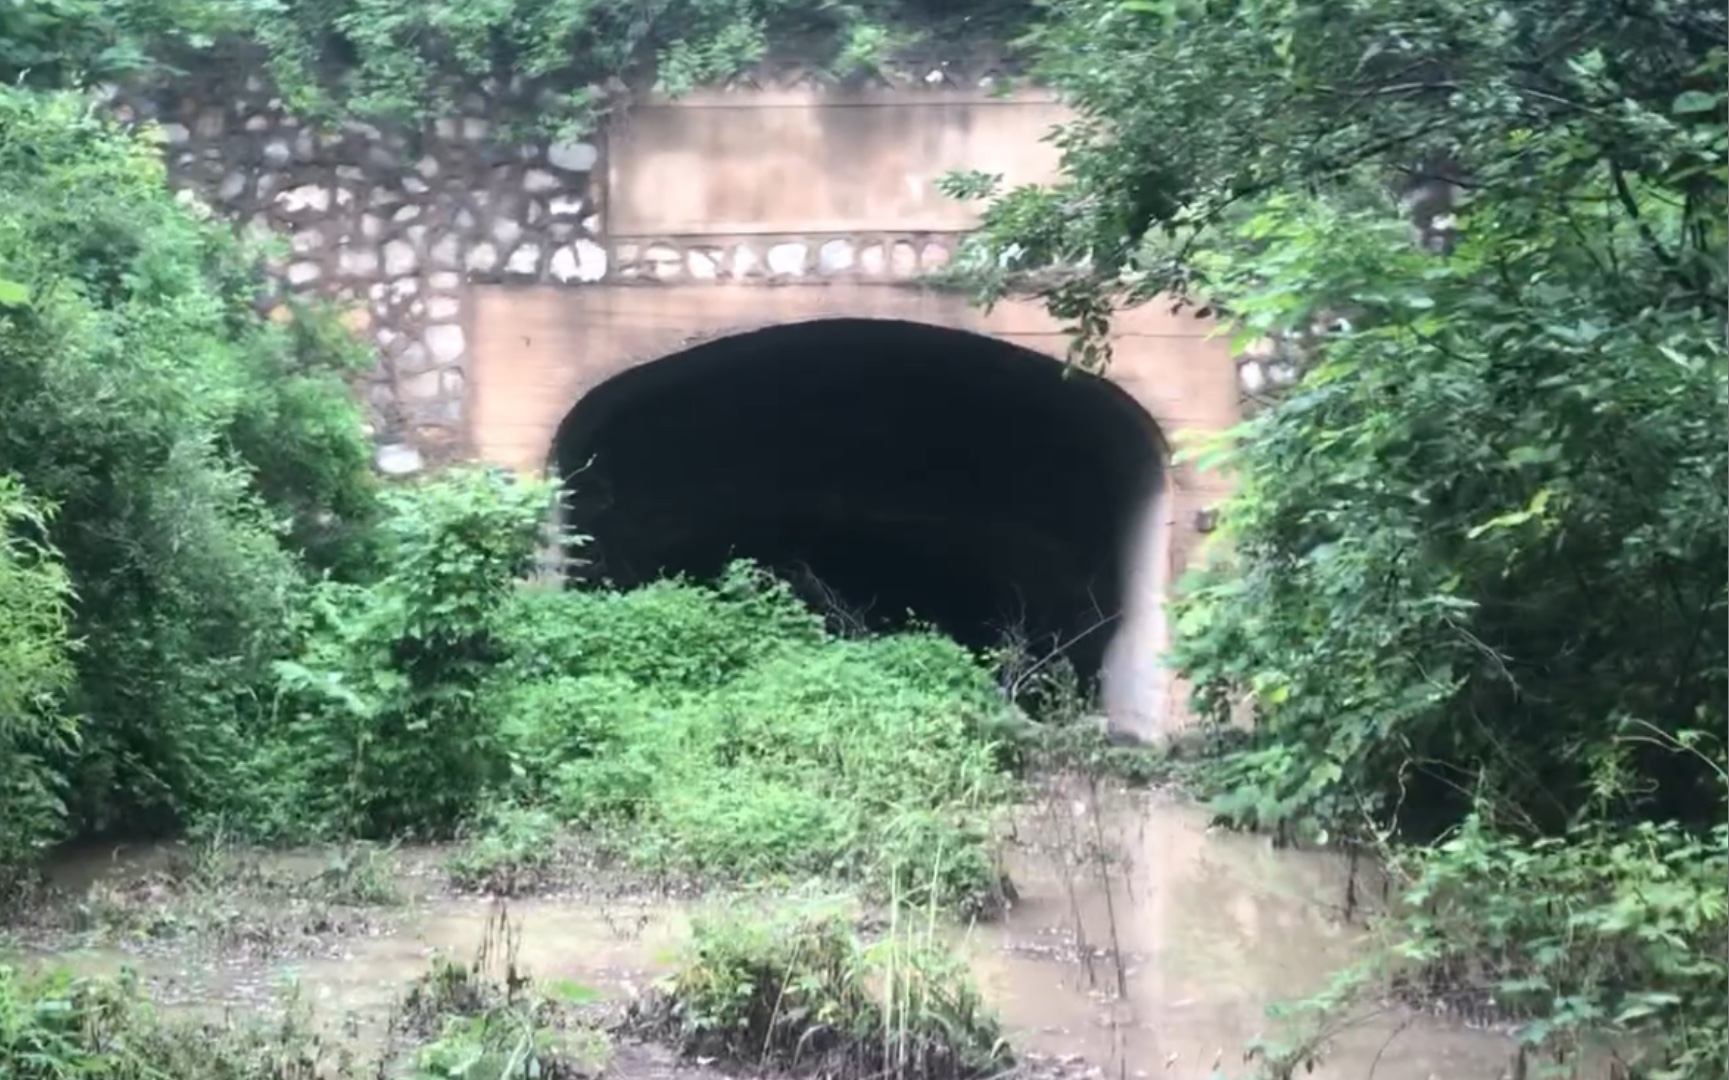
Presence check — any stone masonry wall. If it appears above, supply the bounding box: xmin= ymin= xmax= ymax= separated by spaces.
xmin=108 ymin=74 xmax=607 ymax=476
xmin=103 ymin=55 xmax=1284 ymax=481
xmin=105 ymin=68 xmax=974 ymax=478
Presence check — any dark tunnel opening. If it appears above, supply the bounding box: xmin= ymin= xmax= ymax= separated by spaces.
xmin=551 ymin=319 xmax=1163 ymax=685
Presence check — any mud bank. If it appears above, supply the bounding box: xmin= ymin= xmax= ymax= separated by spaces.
xmin=4 ymin=785 xmax=1521 ymax=1079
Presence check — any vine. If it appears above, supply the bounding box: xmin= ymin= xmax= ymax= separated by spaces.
xmin=3 ymin=0 xmax=1042 ymax=140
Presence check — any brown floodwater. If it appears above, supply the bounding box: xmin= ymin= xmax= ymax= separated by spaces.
xmin=9 ymin=787 xmax=1530 ymax=1080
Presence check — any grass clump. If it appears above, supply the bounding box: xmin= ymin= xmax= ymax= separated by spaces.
xmin=443 ymin=804 xmax=566 ymax=897
xmin=0 ymin=906 xmax=609 ymax=1080
xmin=636 ymin=896 xmax=1011 ymax=1080
xmin=398 ymin=906 xmax=610 ymax=1080
xmin=490 ymin=562 xmax=1024 ymax=914
xmin=0 ymin=963 xmax=354 ymax=1079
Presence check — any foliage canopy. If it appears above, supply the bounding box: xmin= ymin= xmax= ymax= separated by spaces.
xmin=952 ymin=0 xmax=1728 ymax=1072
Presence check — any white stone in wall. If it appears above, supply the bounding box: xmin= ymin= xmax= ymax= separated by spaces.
xmin=1238 ymin=360 xmax=1266 ymax=393
xmin=382 ymin=240 xmax=418 ymax=279
xmin=339 ymin=247 xmax=380 ymax=277
xmin=290 ymin=229 xmax=323 ymax=254
xmin=429 ymin=271 xmax=462 ymax=291
xmin=523 ymin=170 xmax=560 ymax=194
xmin=395 ymin=341 xmax=427 ymax=372
xmin=441 ymin=370 xmax=464 ymax=396
xmin=687 ymin=250 xmax=717 ymax=279
xmin=505 ymin=244 xmax=542 ymax=275
xmin=425 ymin=324 xmax=466 ymax=365
xmin=400 ymin=370 xmax=442 ymax=402
xmin=645 ymin=245 xmax=681 ymax=280
xmin=277 ymin=185 xmax=330 ymax=214
xmin=161 ymin=122 xmax=191 ymax=145
xmin=219 ymin=171 xmax=248 ymax=201
xmin=402 ymin=176 xmax=430 ymax=195
xmin=550 ymin=240 xmax=607 ymax=283
xmin=426 ymin=295 xmax=462 ymax=321
xmin=392 ymin=205 xmax=421 ymax=223
xmin=548 ymin=245 xmax=579 ymax=282
xmin=262 ymin=139 xmax=292 ymax=167
xmin=818 ymin=239 xmax=855 ymax=273
xmin=547 ymin=195 xmax=584 ymax=217
xmin=767 ymin=243 xmax=808 ymax=276
xmin=360 ymin=214 xmax=385 ymax=239
xmin=389 ymin=278 xmax=419 ymax=301
xmin=430 ymin=234 xmax=461 ymax=269
xmin=890 ymin=241 xmax=917 ymax=276
xmin=286 ymin=261 xmax=322 ymax=286
xmin=461 ymin=117 xmax=489 ymax=140
xmin=415 ymin=155 xmax=440 ymax=179
xmin=547 ymin=141 xmax=598 ymax=172
xmin=375 ymin=443 xmax=424 ymax=475
xmin=492 ymin=218 xmax=522 ymax=246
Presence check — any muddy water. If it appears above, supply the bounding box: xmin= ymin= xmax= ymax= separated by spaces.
xmin=976 ymin=785 xmax=1517 ymax=1079
xmin=11 ymin=789 xmax=1519 ymax=1080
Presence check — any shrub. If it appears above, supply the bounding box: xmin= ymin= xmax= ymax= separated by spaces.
xmin=639 ymin=898 xmax=1011 ymax=1080
xmin=241 ymin=468 xmax=554 ymax=841
xmin=492 ymin=566 xmax=1019 ymax=912
xmin=0 ymin=478 xmax=77 ymax=880
xmin=0 ymin=87 xmax=377 ymax=840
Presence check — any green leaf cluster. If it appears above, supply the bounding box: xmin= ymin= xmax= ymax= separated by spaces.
xmin=0 ymin=86 xmax=380 ymax=849
xmin=954 ymin=0 xmax=1727 ymax=1071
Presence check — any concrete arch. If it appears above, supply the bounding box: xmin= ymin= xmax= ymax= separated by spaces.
xmin=468 ymin=284 xmax=1240 ymax=738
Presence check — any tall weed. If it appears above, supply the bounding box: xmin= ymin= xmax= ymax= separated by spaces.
xmin=492 ymin=564 xmax=1020 ymax=911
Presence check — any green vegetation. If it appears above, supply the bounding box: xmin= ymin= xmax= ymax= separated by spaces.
xmin=953 ymin=0 xmax=1729 ymax=1075
xmin=1 ymin=0 xmax=1039 ymax=139
xmin=0 ymin=909 xmax=609 ymax=1080
xmin=0 ymin=84 xmax=378 ymax=861
xmin=3 ymin=0 xmax=1726 ymax=1076
xmin=637 ymin=897 xmax=1010 ymax=1079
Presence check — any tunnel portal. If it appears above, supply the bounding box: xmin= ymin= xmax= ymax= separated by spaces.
xmin=551 ymin=318 xmax=1164 ymax=685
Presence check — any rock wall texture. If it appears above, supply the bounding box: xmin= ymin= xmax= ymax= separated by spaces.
xmin=107 ymin=59 xmax=1270 ymax=477
xmin=106 ymin=67 xmax=973 ymax=477
xmin=109 ymin=71 xmax=607 ymax=476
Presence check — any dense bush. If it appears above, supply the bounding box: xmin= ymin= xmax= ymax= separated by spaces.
xmin=641 ymin=897 xmax=1012 ymax=1078
xmin=0 ymin=87 xmax=378 ymax=848
xmin=952 ymin=0 xmax=1727 ymax=1072
xmin=233 ymin=469 xmax=552 ymax=842
xmin=489 ymin=564 xmax=1020 ymax=911
xmin=0 ymin=479 xmax=77 ymax=877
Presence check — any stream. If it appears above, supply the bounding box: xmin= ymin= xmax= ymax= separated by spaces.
xmin=6 ymin=785 xmax=1521 ymax=1080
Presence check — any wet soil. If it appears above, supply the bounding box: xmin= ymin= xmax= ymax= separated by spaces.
xmin=2 ymin=783 xmax=1524 ymax=1080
